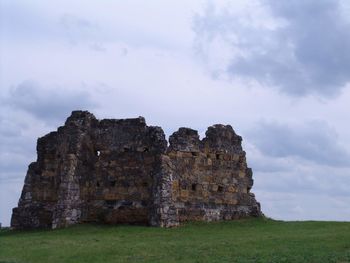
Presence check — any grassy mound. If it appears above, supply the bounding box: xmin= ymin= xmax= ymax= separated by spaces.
xmin=1 ymin=218 xmax=350 ymax=262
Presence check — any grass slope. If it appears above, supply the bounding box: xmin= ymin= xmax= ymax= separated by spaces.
xmin=1 ymin=218 xmax=350 ymax=263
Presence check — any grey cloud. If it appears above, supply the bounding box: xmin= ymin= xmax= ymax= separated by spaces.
xmin=0 ymin=115 xmax=34 ymax=155
xmin=251 ymin=153 xmax=350 ymax=220
xmin=248 ymin=121 xmax=350 ymax=167
xmin=0 ymin=134 xmax=34 ymax=156
xmin=254 ymin=167 xmax=350 ymax=197
xmin=0 ymin=80 xmax=97 ymax=211
xmin=60 ymin=14 xmax=93 ymax=30
xmin=1 ymin=2 xmax=181 ymax=52
xmin=246 ymin=134 xmax=350 ymax=202
xmin=1 ymin=80 xmax=97 ymax=183
xmin=0 ymin=180 xmax=23 ymax=226
xmin=255 ymin=189 xmax=350 ymax=221
xmin=0 ymin=154 xmax=30 ymax=177
xmin=249 ymin=156 xmax=291 ymax=173
xmin=1 ymin=4 xmax=105 ymax=50
xmin=0 ymin=115 xmax=36 ymax=181
xmin=194 ymin=0 xmax=350 ymax=96
xmin=90 ymin=42 xmax=106 ymax=52
xmin=5 ymin=80 xmax=97 ymax=123
xmin=0 ymin=118 xmax=22 ymax=137
xmin=60 ymin=14 xmax=100 ymax=47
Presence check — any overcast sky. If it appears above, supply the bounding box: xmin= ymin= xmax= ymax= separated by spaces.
xmin=1 ymin=0 xmax=350 ymax=226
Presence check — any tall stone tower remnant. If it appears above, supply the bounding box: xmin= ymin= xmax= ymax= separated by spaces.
xmin=11 ymin=111 xmax=262 ymax=229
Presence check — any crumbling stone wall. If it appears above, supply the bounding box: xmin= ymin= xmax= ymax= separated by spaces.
xmin=168 ymin=126 xmax=261 ymax=223
xmin=11 ymin=111 xmax=262 ymax=229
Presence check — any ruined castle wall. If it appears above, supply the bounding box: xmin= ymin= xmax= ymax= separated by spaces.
xmin=11 ymin=111 xmax=168 ymax=229
xmin=82 ymin=117 xmax=167 ymax=225
xmin=11 ymin=111 xmax=261 ymax=229
xmin=11 ymin=112 xmax=100 ymax=229
xmin=166 ymin=125 xmax=261 ymax=223
xmin=11 ymin=132 xmax=60 ymax=229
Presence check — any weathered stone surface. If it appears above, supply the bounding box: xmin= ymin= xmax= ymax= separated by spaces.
xmin=11 ymin=111 xmax=262 ymax=229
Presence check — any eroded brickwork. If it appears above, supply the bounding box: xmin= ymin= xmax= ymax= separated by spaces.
xmin=11 ymin=111 xmax=262 ymax=229
xmin=168 ymin=126 xmax=261 ymax=223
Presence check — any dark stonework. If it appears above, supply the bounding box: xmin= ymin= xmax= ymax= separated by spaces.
xmin=11 ymin=111 xmax=262 ymax=229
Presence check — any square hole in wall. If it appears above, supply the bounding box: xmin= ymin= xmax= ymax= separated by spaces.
xmin=180 ymin=182 xmax=187 ymax=190
xmin=105 ymin=200 xmax=116 ymax=208
xmin=218 ymin=186 xmax=224 ymax=192
xmin=191 ymin=184 xmax=197 ymax=191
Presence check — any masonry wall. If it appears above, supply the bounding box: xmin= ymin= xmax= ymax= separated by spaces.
xmin=82 ymin=117 xmax=167 ymax=226
xmin=12 ymin=111 xmax=168 ymax=229
xmin=167 ymin=126 xmax=260 ymax=223
xmin=11 ymin=111 xmax=262 ymax=229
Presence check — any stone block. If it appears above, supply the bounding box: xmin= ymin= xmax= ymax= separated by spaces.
xmin=41 ymin=171 xmax=55 ymax=177
xmin=231 ymin=154 xmax=240 ymax=161
xmin=227 ymin=185 xmax=236 ymax=192
xmin=211 ymin=184 xmax=218 ymax=192
xmin=228 ymin=199 xmax=238 ymax=205
xmin=180 ymin=190 xmax=189 ymax=198
xmin=207 ymin=158 xmax=212 ymax=165
xmin=172 ymin=180 xmax=179 ymax=190
xmin=224 ymin=192 xmax=234 ymax=200
xmin=215 ymin=198 xmax=223 ymax=204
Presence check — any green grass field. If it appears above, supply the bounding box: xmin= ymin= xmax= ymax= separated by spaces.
xmin=1 ymin=218 xmax=350 ymax=263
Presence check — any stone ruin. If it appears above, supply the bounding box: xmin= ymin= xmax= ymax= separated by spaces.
xmin=11 ymin=111 xmax=262 ymax=229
